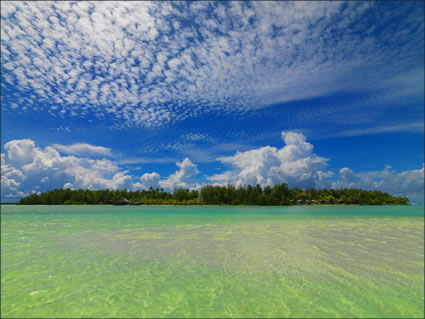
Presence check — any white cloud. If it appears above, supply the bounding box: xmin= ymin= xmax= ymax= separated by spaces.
xmin=207 ymin=131 xmax=424 ymax=202
xmin=210 ymin=132 xmax=332 ymax=189
xmin=0 ymin=138 xmax=202 ymax=199
xmin=63 ymin=182 xmax=74 ymax=190
xmin=333 ymin=164 xmax=425 ymax=203
xmin=159 ymin=158 xmax=199 ymax=191
xmin=318 ymin=122 xmax=425 ymax=139
xmin=52 ymin=126 xmax=71 ymax=133
xmin=1 ymin=135 xmax=423 ymax=202
xmin=1 ymin=139 xmax=136 ymax=198
xmin=1 ymin=2 xmax=423 ymax=127
xmin=53 ymin=143 xmax=112 ymax=157
xmin=140 ymin=172 xmax=161 ymax=190
xmin=138 ymin=158 xmax=201 ymax=191
xmin=5 ymin=139 xmax=37 ymax=166
xmin=1 ymin=154 xmax=24 ymax=198
xmin=118 ymin=157 xmax=177 ymax=165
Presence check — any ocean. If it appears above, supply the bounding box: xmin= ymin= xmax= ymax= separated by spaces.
xmin=1 ymin=205 xmax=424 ymax=318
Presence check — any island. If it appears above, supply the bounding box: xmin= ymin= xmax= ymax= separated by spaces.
xmin=17 ymin=183 xmax=409 ymax=205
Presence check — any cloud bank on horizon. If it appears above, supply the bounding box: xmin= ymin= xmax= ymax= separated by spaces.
xmin=1 ymin=1 xmax=423 ymax=127
xmin=2 ymin=132 xmax=424 ymax=203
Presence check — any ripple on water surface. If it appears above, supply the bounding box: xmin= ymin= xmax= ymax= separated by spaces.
xmin=1 ymin=205 xmax=424 ymax=318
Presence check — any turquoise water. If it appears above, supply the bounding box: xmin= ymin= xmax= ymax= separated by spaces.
xmin=1 ymin=205 xmax=424 ymax=318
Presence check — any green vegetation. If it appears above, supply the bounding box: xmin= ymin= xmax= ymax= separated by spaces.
xmin=18 ymin=184 xmax=409 ymax=205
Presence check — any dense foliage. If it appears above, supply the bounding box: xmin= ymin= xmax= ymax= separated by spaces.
xmin=18 ymin=184 xmax=409 ymax=205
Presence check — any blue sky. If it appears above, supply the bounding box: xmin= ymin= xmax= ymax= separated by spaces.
xmin=1 ymin=1 xmax=424 ymax=203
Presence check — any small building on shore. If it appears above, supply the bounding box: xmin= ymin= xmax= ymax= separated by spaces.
xmin=111 ymin=198 xmax=129 ymax=205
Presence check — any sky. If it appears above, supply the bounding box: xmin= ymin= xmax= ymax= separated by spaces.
xmin=1 ymin=1 xmax=424 ymax=203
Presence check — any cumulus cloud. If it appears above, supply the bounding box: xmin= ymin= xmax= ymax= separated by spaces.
xmin=63 ymin=182 xmax=74 ymax=190
xmin=210 ymin=132 xmax=332 ymax=188
xmin=207 ymin=131 xmax=424 ymax=202
xmin=1 ymin=2 xmax=423 ymax=127
xmin=159 ymin=158 xmax=200 ymax=191
xmin=140 ymin=172 xmax=161 ymax=190
xmin=139 ymin=159 xmax=201 ymax=191
xmin=1 ymin=135 xmax=423 ymax=202
xmin=0 ymin=138 xmax=202 ymax=199
xmin=53 ymin=143 xmax=112 ymax=157
xmin=1 ymin=139 xmax=136 ymax=199
xmin=5 ymin=139 xmax=37 ymax=166
xmin=332 ymin=164 xmax=425 ymax=203
xmin=1 ymin=154 xmax=25 ymax=198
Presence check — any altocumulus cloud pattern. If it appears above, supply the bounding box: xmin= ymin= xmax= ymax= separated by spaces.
xmin=1 ymin=2 xmax=424 ymax=203
xmin=2 ymin=1 xmax=424 ymax=127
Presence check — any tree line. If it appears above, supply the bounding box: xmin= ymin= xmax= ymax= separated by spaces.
xmin=18 ymin=183 xmax=409 ymax=205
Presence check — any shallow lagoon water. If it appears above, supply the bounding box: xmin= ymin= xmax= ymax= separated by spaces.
xmin=1 ymin=205 xmax=424 ymax=318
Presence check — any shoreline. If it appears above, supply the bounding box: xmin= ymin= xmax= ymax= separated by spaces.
xmin=2 ymin=203 xmax=412 ymax=207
